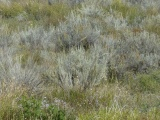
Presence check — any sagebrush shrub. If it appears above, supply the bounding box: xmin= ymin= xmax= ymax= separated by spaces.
xmin=18 ymin=27 xmax=48 ymax=50
xmin=56 ymin=46 xmax=108 ymax=90
xmin=50 ymin=12 xmax=101 ymax=51
xmin=0 ymin=46 xmax=42 ymax=91
xmin=104 ymin=31 xmax=160 ymax=80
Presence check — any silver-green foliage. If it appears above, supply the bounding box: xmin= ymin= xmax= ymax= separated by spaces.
xmin=50 ymin=12 xmax=101 ymax=51
xmin=18 ymin=27 xmax=49 ymax=50
xmin=1 ymin=0 xmax=160 ymax=90
xmin=106 ymin=31 xmax=160 ymax=78
xmin=56 ymin=46 xmax=108 ymax=90
xmin=0 ymin=46 xmax=42 ymax=90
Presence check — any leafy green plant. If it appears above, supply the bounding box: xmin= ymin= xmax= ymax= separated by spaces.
xmin=19 ymin=96 xmax=74 ymax=120
xmin=19 ymin=96 xmax=43 ymax=119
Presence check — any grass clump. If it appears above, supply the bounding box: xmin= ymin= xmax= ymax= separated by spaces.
xmin=78 ymin=107 xmax=160 ymax=120
xmin=0 ymin=3 xmax=24 ymax=18
xmin=0 ymin=81 xmax=25 ymax=120
xmin=41 ymin=3 xmax=71 ymax=27
xmin=128 ymin=70 xmax=160 ymax=93
xmin=0 ymin=2 xmax=71 ymax=32
xmin=142 ymin=15 xmax=160 ymax=36
xmin=109 ymin=0 xmax=145 ymax=25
